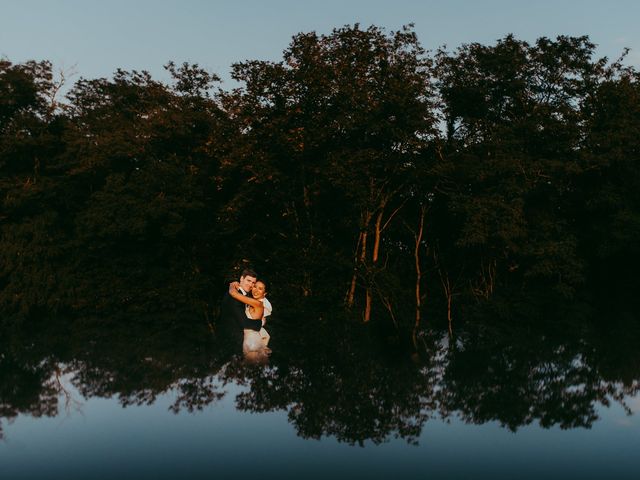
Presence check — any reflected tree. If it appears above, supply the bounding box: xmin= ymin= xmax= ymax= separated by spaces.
xmin=1 ymin=318 xmax=639 ymax=444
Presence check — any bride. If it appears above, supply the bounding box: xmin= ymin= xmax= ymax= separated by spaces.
xmin=228 ymin=279 xmax=272 ymax=356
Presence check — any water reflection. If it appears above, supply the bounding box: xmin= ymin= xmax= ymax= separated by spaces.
xmin=1 ymin=318 xmax=639 ymax=445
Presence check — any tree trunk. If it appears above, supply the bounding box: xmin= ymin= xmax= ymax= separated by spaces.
xmin=365 ymin=208 xmax=387 ymax=322
xmin=411 ymin=206 xmax=426 ymax=350
xmin=441 ymin=273 xmax=453 ymax=337
xmin=302 ymin=271 xmax=312 ymax=297
xmin=363 ymin=288 xmax=372 ymax=323
xmin=373 ymin=208 xmax=383 ymax=263
xmin=346 ymin=230 xmax=367 ymax=307
xmin=447 ymin=292 xmax=453 ymax=337
xmin=435 ymin=249 xmax=454 ymax=337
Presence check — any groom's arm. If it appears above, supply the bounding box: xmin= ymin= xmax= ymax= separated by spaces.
xmin=223 ymin=285 xmax=262 ymax=331
xmin=222 ymin=290 xmax=247 ymax=327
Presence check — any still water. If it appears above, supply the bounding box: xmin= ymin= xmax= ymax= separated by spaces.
xmin=1 ymin=321 xmax=639 ymax=479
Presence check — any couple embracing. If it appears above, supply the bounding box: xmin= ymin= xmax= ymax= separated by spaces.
xmin=220 ymin=268 xmax=272 ymax=358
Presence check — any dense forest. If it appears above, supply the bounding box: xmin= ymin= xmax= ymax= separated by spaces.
xmin=2 ymin=24 xmax=640 ymax=348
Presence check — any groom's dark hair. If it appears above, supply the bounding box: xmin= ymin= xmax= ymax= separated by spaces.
xmin=240 ymin=268 xmax=257 ymax=278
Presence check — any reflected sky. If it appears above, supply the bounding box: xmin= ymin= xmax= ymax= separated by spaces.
xmin=2 ymin=312 xmax=639 ymax=480
xmin=1 ymin=374 xmax=638 ymax=480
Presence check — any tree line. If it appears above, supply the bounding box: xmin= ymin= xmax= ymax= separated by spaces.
xmin=2 ymin=312 xmax=638 ymax=443
xmin=1 ymin=25 xmax=639 ymax=344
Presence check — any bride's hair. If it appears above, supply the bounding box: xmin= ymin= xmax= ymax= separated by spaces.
xmin=256 ymin=279 xmax=268 ymax=294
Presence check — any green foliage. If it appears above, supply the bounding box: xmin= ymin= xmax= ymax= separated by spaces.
xmin=1 ymin=28 xmax=639 ymax=339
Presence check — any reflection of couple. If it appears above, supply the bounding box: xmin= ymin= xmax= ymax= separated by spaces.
xmin=221 ymin=269 xmax=271 ymax=359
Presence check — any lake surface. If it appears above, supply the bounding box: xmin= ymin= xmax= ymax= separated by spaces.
xmin=1 ymin=320 xmax=639 ymax=479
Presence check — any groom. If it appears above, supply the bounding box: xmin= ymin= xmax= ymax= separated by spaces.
xmin=220 ymin=268 xmax=261 ymax=349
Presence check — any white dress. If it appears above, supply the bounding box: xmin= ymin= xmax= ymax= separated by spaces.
xmin=242 ymin=298 xmax=271 ymax=353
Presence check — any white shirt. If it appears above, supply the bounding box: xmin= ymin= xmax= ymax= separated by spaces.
xmin=262 ymin=297 xmax=273 ymax=318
